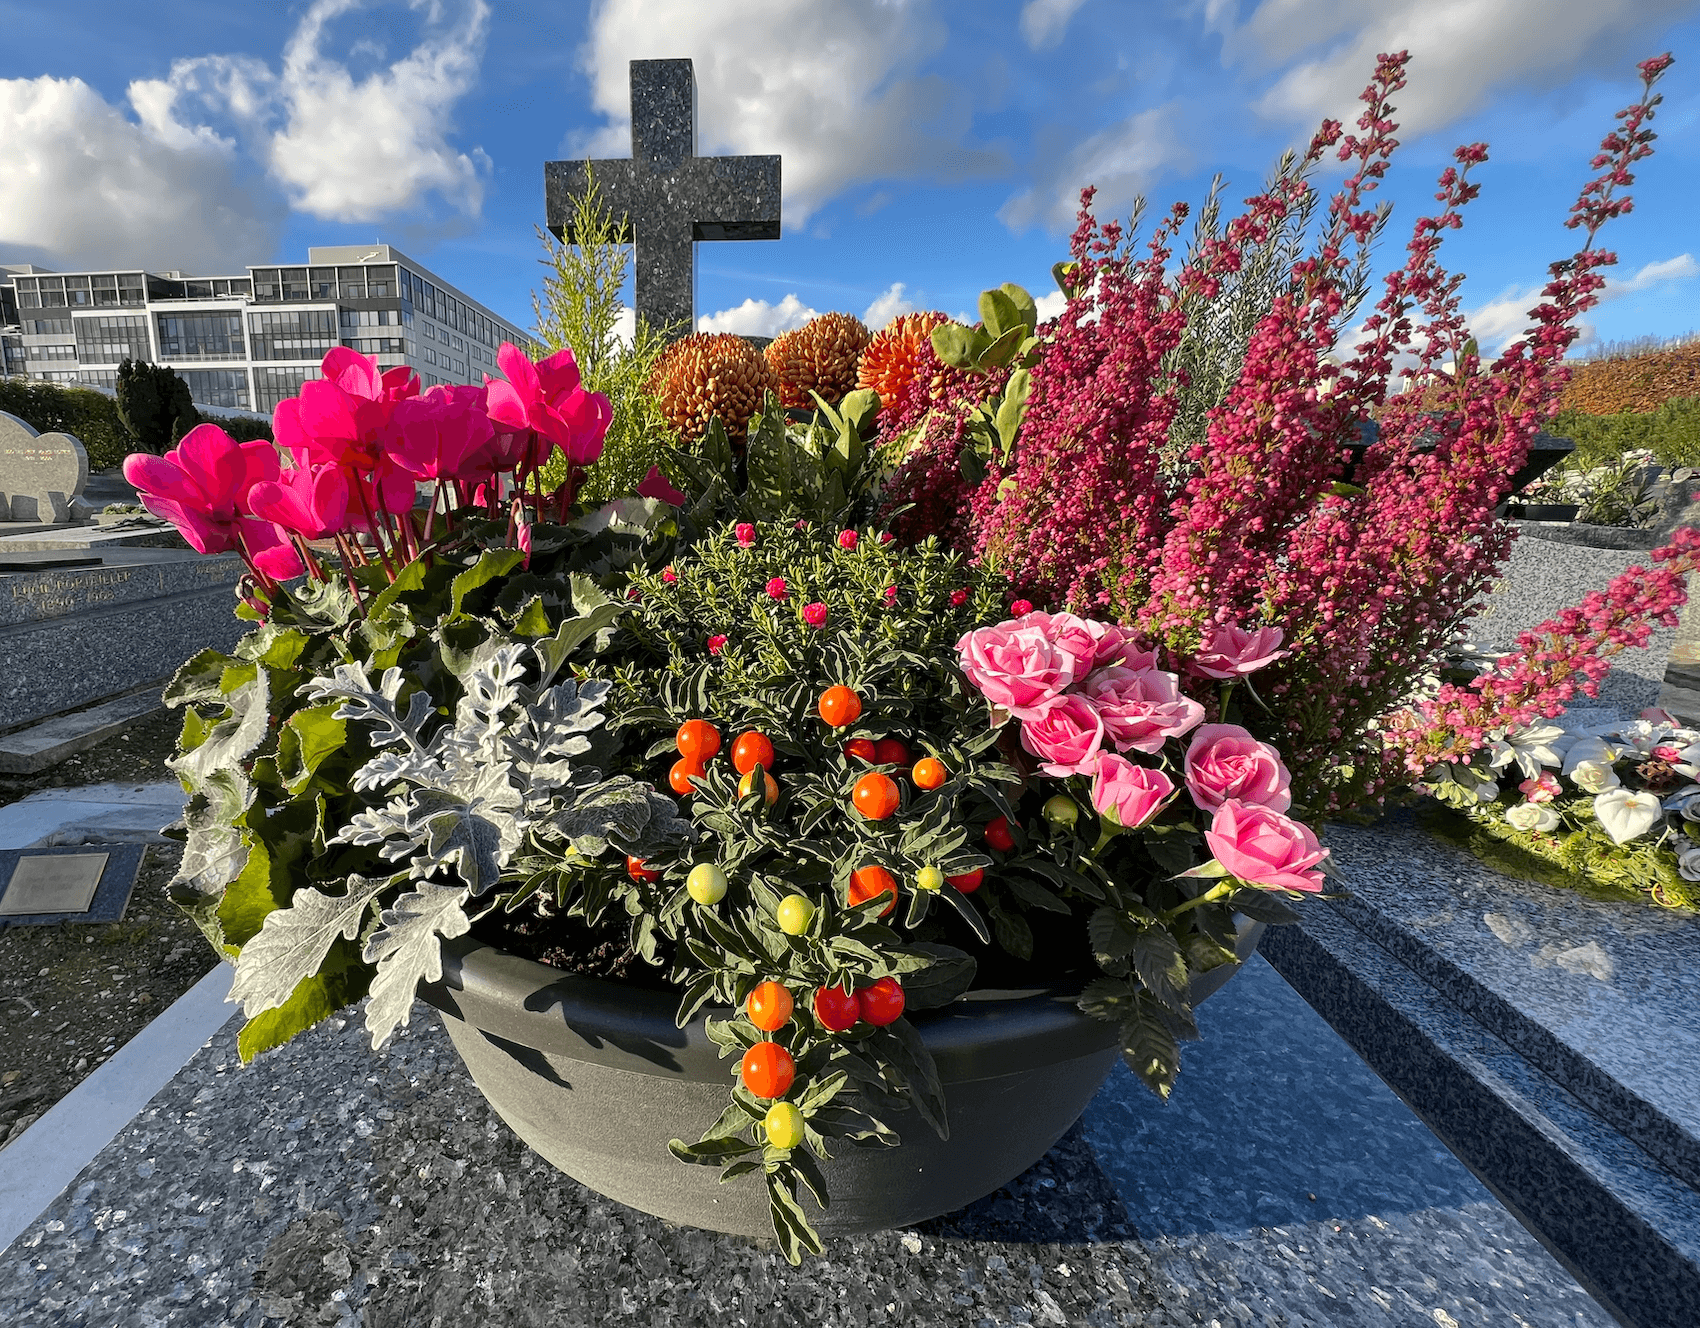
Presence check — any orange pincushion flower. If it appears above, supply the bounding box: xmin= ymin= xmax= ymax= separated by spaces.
xmin=765 ymin=312 xmax=872 ymax=409
xmin=647 ymin=332 xmax=779 ymax=443
xmin=856 ymin=311 xmax=949 ymax=409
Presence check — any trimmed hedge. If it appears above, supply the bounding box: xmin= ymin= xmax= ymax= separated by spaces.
xmin=1549 ymin=396 xmax=1700 ymax=471
xmin=1559 ymin=337 xmax=1700 ymax=415
xmin=0 ymin=377 xmax=272 ymax=470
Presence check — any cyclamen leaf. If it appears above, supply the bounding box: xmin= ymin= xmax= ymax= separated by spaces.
xmin=170 ymin=666 xmax=270 ymax=786
xmin=361 ymin=880 xmax=472 ymax=1050
xmin=229 ymin=874 xmax=394 ymax=1019
xmin=167 ymin=769 xmax=254 ymax=904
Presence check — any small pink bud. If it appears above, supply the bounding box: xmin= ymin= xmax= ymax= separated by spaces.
xmin=1011 ymin=599 xmax=1034 ymax=616
xmin=950 ymin=589 xmax=969 ymax=607
xmin=707 ymin=634 xmax=729 ymax=655
xmin=837 ymin=529 xmax=859 ymax=550
xmin=878 ymin=531 xmax=894 ymax=545
xmin=662 ymin=566 xmax=678 ymax=583
xmin=883 ymin=586 xmax=898 ymax=605
xmin=803 ymin=602 xmax=829 ymax=628
xmin=735 ymin=522 xmax=756 ymax=547
xmin=766 ymin=577 xmax=788 ymax=600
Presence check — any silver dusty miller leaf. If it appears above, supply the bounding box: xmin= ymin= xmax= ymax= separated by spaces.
xmin=228 ymin=874 xmax=396 ymax=1018
xmin=361 ymin=880 xmax=472 ymax=1049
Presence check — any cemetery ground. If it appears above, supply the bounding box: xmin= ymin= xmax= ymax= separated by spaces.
xmin=0 ymin=707 xmax=214 ymax=1151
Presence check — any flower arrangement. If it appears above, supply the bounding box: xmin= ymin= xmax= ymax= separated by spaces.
xmin=121 ymin=48 xmax=1685 ymax=1262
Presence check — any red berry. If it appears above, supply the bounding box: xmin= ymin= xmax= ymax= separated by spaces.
xmin=844 ymin=738 xmax=878 ymax=764
xmin=740 ymin=1041 xmax=795 ymax=1099
xmin=947 ymin=868 xmax=985 ymax=894
xmin=676 ymin=719 xmax=722 ymax=763
xmin=873 ymin=738 xmax=910 ymax=767
xmin=857 ymin=977 xmax=905 ymax=1027
xmin=984 ymin=816 xmax=1016 ymax=853
xmin=849 ymin=865 xmax=898 ymax=916
xmin=626 ymin=856 xmax=662 ymax=883
xmin=813 ymin=984 xmax=860 ymax=1032
xmin=732 ymin=731 xmax=776 ymax=775
xmin=852 ymin=773 xmax=901 ymax=821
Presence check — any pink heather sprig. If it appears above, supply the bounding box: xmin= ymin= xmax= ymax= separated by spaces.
xmin=1387 ymin=526 xmax=1700 ymax=771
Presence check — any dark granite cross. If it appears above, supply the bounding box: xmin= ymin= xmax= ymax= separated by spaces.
xmin=545 ymin=59 xmax=781 ymax=340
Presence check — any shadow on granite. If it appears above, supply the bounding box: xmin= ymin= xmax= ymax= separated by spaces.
xmin=1 ymin=979 xmax=1618 ymax=1328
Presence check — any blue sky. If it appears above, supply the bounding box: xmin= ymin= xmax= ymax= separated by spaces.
xmin=3 ymin=0 xmax=1698 ymax=356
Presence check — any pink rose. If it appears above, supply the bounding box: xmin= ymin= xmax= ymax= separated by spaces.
xmin=1084 ymin=666 xmax=1205 ymax=754
xmin=1090 ymin=754 xmax=1175 ymax=829
xmin=803 ymin=602 xmax=829 ymax=628
xmin=735 ymin=523 xmax=756 ymax=547
xmin=838 ymin=529 xmax=859 ymax=550
xmin=662 ymin=566 xmax=678 ymax=583
xmin=1189 ymin=623 xmax=1287 ymax=680
xmin=1018 ymin=612 xmax=1097 ymax=680
xmin=766 ymin=577 xmax=788 ymax=600
xmin=1086 ymin=621 xmax=1156 ymax=672
xmin=707 ymin=634 xmax=728 ymax=655
xmin=1019 ymin=694 xmax=1105 ymax=777
xmin=1184 ymin=724 xmax=1292 ymax=812
xmin=950 ymin=589 xmax=968 ymax=607
xmin=956 ymin=621 xmax=1081 ymax=720
xmin=1205 ymin=800 xmax=1327 ymax=893
xmin=882 ymin=585 xmax=898 ymax=605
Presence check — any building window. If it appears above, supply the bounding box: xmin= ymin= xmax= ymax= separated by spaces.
xmin=25 ymin=318 xmax=73 ymax=336
xmin=180 ymin=368 xmax=251 ymax=409
xmin=339 ymin=308 xmax=401 ymax=329
xmin=248 ymin=309 xmax=336 ymax=361
xmin=156 ymin=311 xmax=246 ymax=361
xmin=365 ymin=264 xmax=396 ymax=298
xmin=74 ymin=314 xmax=150 ymax=364
xmin=255 ymin=366 xmax=315 ymax=413
xmin=281 ymin=268 xmax=310 ymax=301
xmin=34 ymin=369 xmax=82 ymax=382
xmin=26 ymin=343 xmax=77 ymax=361
xmin=341 ymin=337 xmax=409 ymax=356
xmin=119 ymin=276 xmax=146 ymax=307
xmin=79 ymin=369 xmax=118 ymax=390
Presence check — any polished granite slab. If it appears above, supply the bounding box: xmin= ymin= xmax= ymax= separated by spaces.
xmin=0 ymin=954 xmax=1611 ymax=1326
xmin=1262 ymin=812 xmax=1700 ymax=1328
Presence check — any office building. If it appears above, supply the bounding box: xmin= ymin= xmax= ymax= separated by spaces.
xmin=0 ymin=245 xmax=535 ymax=414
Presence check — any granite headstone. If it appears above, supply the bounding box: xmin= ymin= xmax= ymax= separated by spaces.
xmin=545 ymin=58 xmax=781 ymax=338
xmin=0 ymin=411 xmax=88 ymax=524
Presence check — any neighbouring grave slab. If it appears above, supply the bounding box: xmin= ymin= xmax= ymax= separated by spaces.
xmin=0 ymin=782 xmax=185 ymax=849
xmin=0 ymin=548 xmax=244 ymax=731
xmin=0 ymin=959 xmax=1614 ymax=1323
xmin=0 ymin=844 xmax=144 ymax=926
xmin=0 ymin=687 xmax=168 ymax=776
xmin=1261 ymin=810 xmax=1700 ymax=1328
xmin=0 ymin=412 xmax=88 ymax=525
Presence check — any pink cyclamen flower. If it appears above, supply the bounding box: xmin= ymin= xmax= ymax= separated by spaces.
xmin=838 ymin=529 xmax=859 ymax=550
xmin=767 ymin=577 xmax=788 ymax=600
xmin=1205 ymin=800 xmax=1328 ymax=893
xmin=707 ymin=634 xmax=729 ymax=654
xmin=636 ymin=465 xmax=687 ymax=507
xmin=1090 ymin=754 xmax=1175 ymax=830
xmin=517 ymin=521 xmax=533 ymax=571
xmin=1084 ymin=666 xmax=1205 ymax=754
xmin=662 ymin=566 xmax=678 ymax=583
xmin=1011 ymin=600 xmax=1034 ymax=616
xmin=1189 ymin=623 xmax=1288 ymax=680
xmin=246 ymin=522 xmax=306 ymax=581
xmin=389 ymin=385 xmax=495 ymax=483
xmin=803 ymin=602 xmax=829 ymax=628
xmin=736 ymin=523 xmax=757 ymax=547
xmin=483 ymin=343 xmax=611 ymax=467
xmin=123 ymin=424 xmax=280 ymax=555
xmin=878 ymin=531 xmax=894 ymax=545
xmin=246 ymin=463 xmax=350 ymax=541
xmin=1019 ymin=693 xmax=1105 ymax=777
xmin=883 ymin=586 xmax=898 ymax=605
xmin=1520 ymin=772 xmax=1563 ymax=804
xmin=956 ymin=619 xmax=1081 ymax=720
xmin=1184 ymin=724 xmax=1293 ymax=812
xmin=950 ymin=589 xmax=969 ymax=607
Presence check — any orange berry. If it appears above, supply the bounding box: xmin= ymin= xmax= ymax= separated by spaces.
xmin=626 ymin=855 xmax=662 ymax=883
xmin=740 ymin=1041 xmax=795 ymax=1099
xmin=739 ymin=769 xmax=779 ymax=806
xmin=732 ymin=731 xmax=776 ymax=775
xmin=852 ymin=772 xmax=900 ymax=821
xmin=818 ymin=685 xmax=863 ymax=728
xmin=676 ymin=719 xmax=722 ymax=763
xmin=746 ymin=981 xmax=794 ymax=1032
xmin=844 ymin=738 xmax=878 ymax=763
xmin=911 ymin=757 xmax=948 ymax=789
xmin=848 ymin=865 xmax=898 ymax=916
xmin=669 ymin=758 xmax=703 ymax=795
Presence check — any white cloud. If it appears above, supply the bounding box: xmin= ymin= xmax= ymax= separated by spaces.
xmin=862 ymin=283 xmax=917 ymax=329
xmin=1208 ymin=0 xmax=1696 ymax=139
xmin=1000 ymin=102 xmax=1192 ymax=233
xmin=697 ymin=294 xmax=819 ymax=337
xmin=1034 ymin=289 xmax=1068 ymax=323
xmin=0 ymin=0 xmax=492 ymax=273
xmin=578 ymin=1 xmax=1007 ymax=226
xmin=1020 ymin=0 xmax=1090 ymax=50
xmin=0 ymin=75 xmax=277 ymax=273
xmin=613 ymin=305 xmax=636 ymax=349
xmin=1464 ymin=254 xmax=1697 ymax=354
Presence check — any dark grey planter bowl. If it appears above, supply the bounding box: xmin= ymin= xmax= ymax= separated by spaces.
xmin=417 ymin=916 xmax=1263 ymax=1238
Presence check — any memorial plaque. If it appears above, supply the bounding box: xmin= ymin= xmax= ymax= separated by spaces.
xmin=0 ymin=852 xmax=109 ymax=915
xmin=0 ymin=410 xmax=89 ymax=524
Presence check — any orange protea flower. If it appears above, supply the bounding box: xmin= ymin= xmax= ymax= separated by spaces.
xmin=857 ymin=311 xmax=950 ymax=410
xmin=647 ymin=332 xmax=779 ymax=443
xmin=765 ymin=312 xmax=872 ymax=409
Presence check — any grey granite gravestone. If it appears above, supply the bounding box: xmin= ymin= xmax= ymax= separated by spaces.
xmin=0 ymin=411 xmax=88 ymax=524
xmin=0 ymin=548 xmax=245 ymax=734
xmin=545 ymin=58 xmax=781 ymax=338
xmin=0 ymin=844 xmax=144 ymax=926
